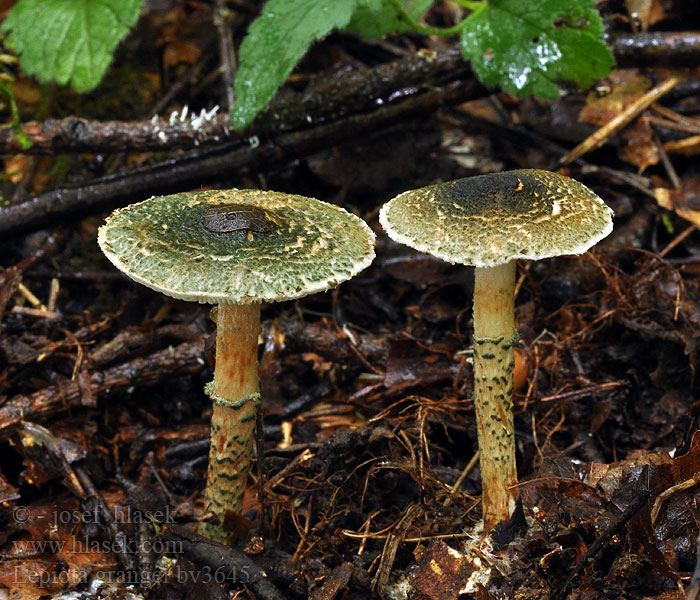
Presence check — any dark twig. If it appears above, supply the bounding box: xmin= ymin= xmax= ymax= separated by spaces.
xmin=2 ymin=33 xmax=699 ymax=156
xmin=0 ymin=48 xmax=473 ymax=155
xmin=165 ymin=437 xmax=211 ymax=460
xmin=688 ymin=534 xmax=700 ymax=600
xmin=0 ymin=341 xmax=206 ymax=432
xmin=89 ymin=323 xmax=204 ymax=366
xmin=611 ymin=31 xmax=700 ymax=67
xmin=74 ymin=465 xmax=138 ymax=574
xmin=214 ymin=0 xmax=236 ymax=112
xmin=553 ymin=490 xmax=651 ymax=600
xmin=160 ymin=524 xmax=285 ymax=600
xmin=0 ymin=79 xmax=483 ymax=238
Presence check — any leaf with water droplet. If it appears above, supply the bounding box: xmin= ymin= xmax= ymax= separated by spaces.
xmin=460 ymin=0 xmax=614 ymax=99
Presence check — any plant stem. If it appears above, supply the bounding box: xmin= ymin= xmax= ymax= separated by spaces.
xmin=472 ymin=261 xmax=518 ymax=531
xmin=386 ymin=0 xmax=477 ymax=36
xmin=213 ymin=0 xmax=236 ymax=112
xmin=0 ymin=79 xmax=32 ymax=149
xmin=452 ymin=0 xmax=484 ymax=10
xmin=199 ymin=302 xmax=261 ymax=544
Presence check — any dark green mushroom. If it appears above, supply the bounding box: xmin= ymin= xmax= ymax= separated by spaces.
xmin=379 ymin=170 xmax=613 ymax=530
xmin=98 ymin=188 xmax=375 ymax=544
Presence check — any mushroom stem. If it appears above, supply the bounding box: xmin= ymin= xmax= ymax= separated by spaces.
xmin=199 ymin=301 xmax=261 ymax=544
xmin=472 ymin=261 xmax=518 ymax=531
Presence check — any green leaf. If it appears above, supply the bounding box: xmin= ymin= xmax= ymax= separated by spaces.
xmin=344 ymin=0 xmax=433 ymax=38
xmin=232 ymin=0 xmax=358 ymax=130
xmin=460 ymin=0 xmax=614 ymax=98
xmin=2 ymin=0 xmax=143 ymax=93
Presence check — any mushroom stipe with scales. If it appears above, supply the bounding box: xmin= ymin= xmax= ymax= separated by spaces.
xmin=379 ymin=169 xmax=613 ymax=531
xmin=98 ymin=189 xmax=375 ymax=544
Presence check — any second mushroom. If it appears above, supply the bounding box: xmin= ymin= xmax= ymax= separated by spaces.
xmin=380 ymin=169 xmax=613 ymax=531
xmin=98 ymin=188 xmax=376 ymax=544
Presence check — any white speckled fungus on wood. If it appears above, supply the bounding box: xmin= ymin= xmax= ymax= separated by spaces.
xmin=98 ymin=188 xmax=376 ymax=544
xmin=379 ymin=169 xmax=613 ymax=532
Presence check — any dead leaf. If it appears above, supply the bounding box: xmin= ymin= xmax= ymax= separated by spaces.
xmin=624 ymin=0 xmax=667 ymax=31
xmin=580 ymin=73 xmax=661 ymax=170
xmin=0 ymin=499 xmax=118 ymax=598
xmin=385 ymin=338 xmax=453 ymax=391
xmin=411 ymin=540 xmax=491 ymax=599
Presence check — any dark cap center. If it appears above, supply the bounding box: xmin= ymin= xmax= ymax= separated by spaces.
xmin=201 ymin=203 xmax=277 ymax=235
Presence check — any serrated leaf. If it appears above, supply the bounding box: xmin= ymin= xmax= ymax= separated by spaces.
xmin=2 ymin=0 xmax=143 ymax=93
xmin=344 ymin=0 xmax=433 ymax=38
xmin=461 ymin=0 xmax=615 ymax=99
xmin=232 ymin=0 xmax=358 ymax=130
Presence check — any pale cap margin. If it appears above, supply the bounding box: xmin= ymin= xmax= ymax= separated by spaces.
xmin=98 ymin=189 xmax=376 ymax=304
xmin=379 ymin=169 xmax=613 ymax=268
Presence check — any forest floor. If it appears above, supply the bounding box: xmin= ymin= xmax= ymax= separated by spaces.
xmin=1 ymin=2 xmax=700 ymax=599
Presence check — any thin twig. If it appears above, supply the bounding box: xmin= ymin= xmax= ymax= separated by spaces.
xmin=539 ymin=381 xmax=628 ymax=403
xmin=553 ymin=490 xmax=651 ymax=600
xmin=443 ymin=451 xmax=479 ymax=507
xmin=653 ymin=130 xmax=681 ymax=189
xmin=214 ymin=0 xmax=236 ymax=111
xmin=560 ymin=74 xmax=684 ymax=166
xmin=658 ymin=224 xmax=696 ymax=258
xmin=651 ymin=473 xmax=700 ymax=526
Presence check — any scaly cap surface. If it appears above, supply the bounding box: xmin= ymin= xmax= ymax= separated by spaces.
xmin=98 ymin=189 xmax=376 ymax=304
xmin=379 ymin=170 xmax=613 ymax=267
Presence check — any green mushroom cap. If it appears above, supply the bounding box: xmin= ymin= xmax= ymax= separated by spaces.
xmin=379 ymin=169 xmax=613 ymax=268
xmin=98 ymin=189 xmax=376 ymax=304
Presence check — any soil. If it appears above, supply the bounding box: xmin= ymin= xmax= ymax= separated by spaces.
xmin=1 ymin=2 xmax=700 ymax=599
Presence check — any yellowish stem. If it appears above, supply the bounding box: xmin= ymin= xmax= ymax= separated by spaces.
xmin=199 ymin=302 xmax=261 ymax=544
xmin=473 ymin=262 xmax=518 ymax=531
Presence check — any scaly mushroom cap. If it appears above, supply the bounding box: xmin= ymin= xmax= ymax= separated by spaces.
xmin=379 ymin=169 xmax=613 ymax=267
xmin=98 ymin=189 xmax=376 ymax=304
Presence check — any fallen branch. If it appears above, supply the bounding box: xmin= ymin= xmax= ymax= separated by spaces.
xmin=611 ymin=31 xmax=700 ymax=67
xmin=0 ymin=48 xmax=472 ymax=155
xmin=0 ymin=341 xmax=206 ymax=432
xmin=2 ymin=32 xmax=698 ymax=156
xmin=0 ymin=80 xmax=484 ymax=238
xmin=160 ymin=524 xmax=285 ymax=600
xmin=275 ymin=317 xmax=387 ymax=367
